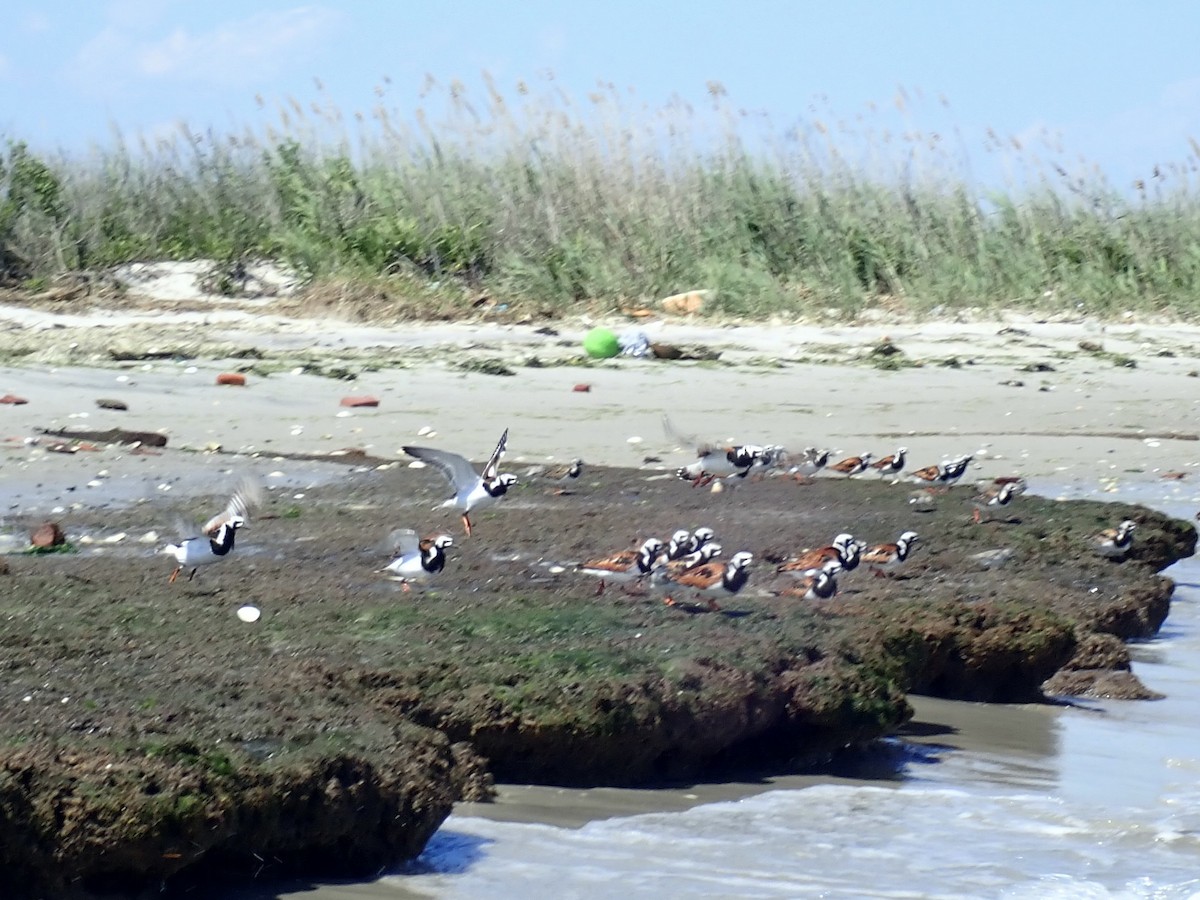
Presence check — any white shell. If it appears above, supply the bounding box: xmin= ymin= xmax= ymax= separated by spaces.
xmin=236 ymin=605 xmax=261 ymax=623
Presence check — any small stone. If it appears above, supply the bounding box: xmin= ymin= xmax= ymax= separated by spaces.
xmin=572 ymin=383 xmax=591 ymax=392
xmin=30 ymin=522 xmax=66 ymax=549
xmin=95 ymin=398 xmax=128 ymax=411
xmin=970 ymin=548 xmax=1014 ymax=569
xmin=0 ymin=394 xmax=29 ymax=405
xmin=340 ymin=396 xmax=380 ymax=408
xmin=216 ymin=373 xmax=246 ymax=386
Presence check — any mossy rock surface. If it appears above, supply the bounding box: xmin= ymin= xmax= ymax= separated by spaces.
xmin=0 ymin=465 xmax=1193 ymax=896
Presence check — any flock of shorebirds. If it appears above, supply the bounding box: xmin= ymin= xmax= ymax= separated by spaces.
xmin=161 ymin=416 xmax=1140 ymax=612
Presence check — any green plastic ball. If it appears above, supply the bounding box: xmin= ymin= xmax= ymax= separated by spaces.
xmin=582 ymin=327 xmax=621 ymax=359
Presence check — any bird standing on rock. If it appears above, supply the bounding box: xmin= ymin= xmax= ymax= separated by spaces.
xmin=1093 ymin=520 xmax=1136 ymax=560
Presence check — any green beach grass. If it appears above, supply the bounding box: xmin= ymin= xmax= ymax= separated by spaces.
xmin=4 ymin=75 xmax=1200 ymax=319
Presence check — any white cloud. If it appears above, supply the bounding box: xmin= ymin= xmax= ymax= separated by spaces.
xmin=68 ymin=5 xmax=341 ymax=93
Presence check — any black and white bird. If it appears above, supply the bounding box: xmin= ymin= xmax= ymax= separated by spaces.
xmin=778 ymin=559 xmax=842 ymax=601
xmin=383 ymin=530 xmax=454 ymax=590
xmin=790 ymin=447 xmax=830 ymax=483
xmin=1093 ymin=520 xmax=1137 ymax=560
xmin=660 ymin=550 xmax=754 ymax=612
xmin=862 ymin=530 xmax=920 ymax=578
xmin=403 ymin=428 xmax=516 ymax=537
xmin=578 ymin=537 xmax=666 ymax=594
xmin=972 ymin=481 xmax=1019 ymax=523
xmin=829 ymin=452 xmax=873 ymax=477
xmin=664 ymin=414 xmax=769 ymax=486
xmin=526 ymin=458 xmax=584 ymax=494
xmin=162 ymin=478 xmax=261 ymax=584
xmin=871 ymin=447 xmax=907 ymax=479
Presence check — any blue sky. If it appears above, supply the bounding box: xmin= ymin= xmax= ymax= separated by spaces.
xmin=3 ymin=0 xmax=1199 ymax=190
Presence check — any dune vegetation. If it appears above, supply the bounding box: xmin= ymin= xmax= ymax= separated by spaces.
xmin=3 ymin=74 xmax=1200 ymax=319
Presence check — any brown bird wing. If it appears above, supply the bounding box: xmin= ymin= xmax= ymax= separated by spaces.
xmin=861 ymin=544 xmax=899 ymax=565
xmin=779 ymin=546 xmax=836 ymax=573
xmin=581 ymin=548 xmax=637 ymax=572
xmin=669 ymin=561 xmax=725 ymax=589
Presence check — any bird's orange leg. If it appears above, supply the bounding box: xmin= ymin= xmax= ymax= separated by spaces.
xmin=168 ymin=567 xmax=181 ymax=584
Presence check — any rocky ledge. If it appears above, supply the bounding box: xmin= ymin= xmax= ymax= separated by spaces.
xmin=0 ymin=465 xmax=1193 ymax=896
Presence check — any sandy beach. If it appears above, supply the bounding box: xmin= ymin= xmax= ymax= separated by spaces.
xmin=4 ymin=299 xmax=1200 ymax=518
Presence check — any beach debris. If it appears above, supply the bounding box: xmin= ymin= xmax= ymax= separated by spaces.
xmin=95 ymin=398 xmax=128 ymax=411
xmin=37 ymin=427 xmax=168 ymax=448
xmin=340 ymin=396 xmax=380 ymax=408
xmin=30 ymin=522 xmax=66 ymax=549
xmin=456 ymin=358 xmax=516 ymax=376
xmin=650 ymin=342 xmax=721 ymax=361
xmin=582 ymin=328 xmax=621 ymax=359
xmin=236 ymin=605 xmax=261 ymax=623
xmin=619 ymin=329 xmax=651 ymax=357
xmin=870 ymin=337 xmax=902 ymax=357
xmin=417 ymin=425 xmax=435 ymax=436
xmin=0 ymin=394 xmax=29 ymax=405
xmin=216 ymin=373 xmax=246 ymax=386
xmin=660 ymin=290 xmax=709 ymax=315
xmin=573 ymin=383 xmax=591 ymax=392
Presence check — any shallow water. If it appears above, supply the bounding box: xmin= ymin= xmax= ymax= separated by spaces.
xmin=372 ymin=480 xmax=1200 ymax=899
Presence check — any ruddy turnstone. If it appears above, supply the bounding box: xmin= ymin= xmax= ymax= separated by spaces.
xmin=871 ymin=447 xmax=907 ymax=478
xmin=862 ymin=531 xmax=920 ymax=578
xmin=940 ymin=455 xmax=974 ymax=487
xmin=911 ymin=455 xmax=973 ymax=490
xmin=1093 ymin=520 xmax=1136 ymax=560
xmin=661 ymin=551 xmax=754 ymax=611
xmin=663 ymin=529 xmax=695 ymax=562
xmin=683 ymin=527 xmax=717 ymax=554
xmin=972 ymin=481 xmax=1019 ymax=523
xmin=403 ymin=428 xmax=516 ymax=537
xmin=829 ymin=452 xmax=873 ymax=477
xmin=655 ymin=542 xmax=723 ymax=578
xmin=526 ymin=458 xmax=584 ymax=494
xmin=790 ymin=448 xmax=830 ymax=483
xmin=162 ymin=478 xmax=262 ymax=584
xmin=579 ymin=537 xmax=665 ymax=594
xmin=663 ymin=415 xmax=768 ymax=485
xmin=383 ymin=530 xmax=454 ymax=590
xmin=777 ymin=533 xmax=863 ymax=575
xmin=778 ymin=559 xmax=842 ymax=601
xmin=910 ymin=461 xmax=950 ymax=485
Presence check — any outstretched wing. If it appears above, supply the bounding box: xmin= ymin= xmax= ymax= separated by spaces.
xmin=661 ymin=414 xmax=713 ymax=457
xmin=387 ymin=528 xmax=422 ymax=558
xmin=203 ymin=476 xmax=262 ymax=534
xmin=481 ymin=428 xmax=509 ymax=480
xmin=403 ymin=445 xmax=480 ymax=493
